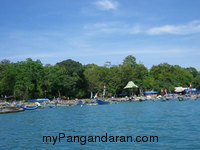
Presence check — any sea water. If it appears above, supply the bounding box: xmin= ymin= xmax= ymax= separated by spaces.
xmin=1 ymin=99 xmax=200 ymax=149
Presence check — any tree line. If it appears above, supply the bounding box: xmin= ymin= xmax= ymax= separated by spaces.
xmin=0 ymin=55 xmax=199 ymax=100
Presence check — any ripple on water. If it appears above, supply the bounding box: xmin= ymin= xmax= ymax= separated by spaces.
xmin=1 ymin=99 xmax=200 ymax=149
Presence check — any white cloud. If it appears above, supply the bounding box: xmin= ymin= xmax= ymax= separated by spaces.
xmin=94 ymin=0 xmax=119 ymax=10
xmin=84 ymin=20 xmax=200 ymax=36
xmin=147 ymin=20 xmax=200 ymax=35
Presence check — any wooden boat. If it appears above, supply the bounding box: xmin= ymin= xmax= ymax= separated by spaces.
xmin=20 ymin=105 xmax=39 ymax=110
xmin=0 ymin=106 xmax=24 ymax=114
xmin=96 ymin=99 xmax=110 ymax=105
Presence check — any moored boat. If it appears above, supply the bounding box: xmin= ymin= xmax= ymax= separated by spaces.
xmin=20 ymin=105 xmax=39 ymax=110
xmin=96 ymin=99 xmax=110 ymax=105
xmin=0 ymin=106 xmax=24 ymax=114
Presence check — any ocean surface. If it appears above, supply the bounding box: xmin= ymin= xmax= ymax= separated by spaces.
xmin=1 ymin=99 xmax=200 ymax=150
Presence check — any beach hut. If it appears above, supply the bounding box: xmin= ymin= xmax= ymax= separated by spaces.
xmin=124 ymin=81 xmax=138 ymax=97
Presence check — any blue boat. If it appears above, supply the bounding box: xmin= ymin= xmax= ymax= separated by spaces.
xmin=96 ymin=99 xmax=110 ymax=105
xmin=20 ymin=105 xmax=39 ymax=110
xmin=28 ymin=98 xmax=50 ymax=102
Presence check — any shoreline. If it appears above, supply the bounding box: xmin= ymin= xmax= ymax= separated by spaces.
xmin=1 ymin=94 xmax=200 ymax=107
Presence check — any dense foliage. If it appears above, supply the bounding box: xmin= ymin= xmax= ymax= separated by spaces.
xmin=0 ymin=55 xmax=199 ymax=100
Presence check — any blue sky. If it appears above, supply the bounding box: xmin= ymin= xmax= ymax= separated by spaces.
xmin=0 ymin=0 xmax=200 ymax=70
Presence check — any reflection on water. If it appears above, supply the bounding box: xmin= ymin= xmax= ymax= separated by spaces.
xmin=1 ymin=99 xmax=200 ymax=149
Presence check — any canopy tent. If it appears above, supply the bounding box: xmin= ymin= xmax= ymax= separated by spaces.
xmin=175 ymin=87 xmax=196 ymax=92
xmin=144 ymin=91 xmax=158 ymax=95
xmin=175 ymin=87 xmax=185 ymax=92
xmin=124 ymin=81 xmax=138 ymax=89
xmin=184 ymin=88 xmax=197 ymax=92
xmin=28 ymin=98 xmax=50 ymax=102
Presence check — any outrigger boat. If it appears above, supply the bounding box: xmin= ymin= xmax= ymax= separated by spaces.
xmin=96 ymin=99 xmax=110 ymax=105
xmin=95 ymin=86 xmax=110 ymax=105
xmin=27 ymin=98 xmax=50 ymax=108
xmin=20 ymin=105 xmax=39 ymax=110
xmin=86 ymin=92 xmax=98 ymax=106
xmin=0 ymin=106 xmax=24 ymax=114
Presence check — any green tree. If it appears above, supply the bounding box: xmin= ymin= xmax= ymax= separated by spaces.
xmin=0 ymin=63 xmax=16 ymax=97
xmin=84 ymin=64 xmax=109 ymax=93
xmin=193 ymin=75 xmax=200 ymax=89
xmin=186 ymin=67 xmax=198 ymax=78
xmin=123 ymin=55 xmax=136 ymax=67
xmin=13 ymin=58 xmax=45 ymax=100
xmin=150 ymin=63 xmax=194 ymax=92
xmin=49 ymin=59 xmax=86 ymax=99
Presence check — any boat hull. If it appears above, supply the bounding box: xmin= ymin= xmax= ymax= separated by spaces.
xmin=0 ymin=108 xmax=24 ymax=114
xmin=96 ymin=100 xmax=110 ymax=105
xmin=20 ymin=105 xmax=39 ymax=110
